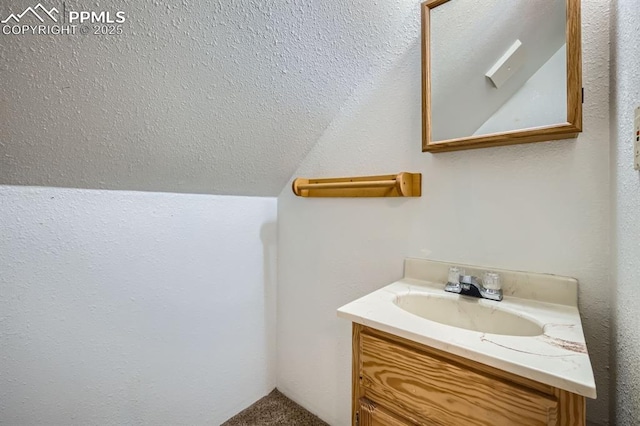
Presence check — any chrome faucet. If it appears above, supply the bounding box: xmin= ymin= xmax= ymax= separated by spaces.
xmin=445 ymin=271 xmax=503 ymax=301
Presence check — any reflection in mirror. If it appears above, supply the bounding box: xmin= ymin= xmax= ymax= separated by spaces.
xmin=422 ymin=0 xmax=581 ymax=152
xmin=431 ymin=0 xmax=566 ymax=141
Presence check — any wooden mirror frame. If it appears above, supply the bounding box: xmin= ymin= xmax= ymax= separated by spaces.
xmin=422 ymin=0 xmax=582 ymax=153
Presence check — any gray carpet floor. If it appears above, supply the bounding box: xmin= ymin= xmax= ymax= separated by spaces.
xmin=222 ymin=389 xmax=329 ymax=426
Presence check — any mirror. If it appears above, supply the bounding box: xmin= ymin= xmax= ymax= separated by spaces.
xmin=422 ymin=0 xmax=582 ymax=152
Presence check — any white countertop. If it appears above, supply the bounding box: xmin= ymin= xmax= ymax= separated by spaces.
xmin=337 ymin=258 xmax=597 ymax=399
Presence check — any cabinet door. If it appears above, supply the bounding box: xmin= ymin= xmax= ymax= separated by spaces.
xmin=360 ymin=332 xmax=559 ymax=425
xmin=358 ymin=398 xmax=415 ymax=426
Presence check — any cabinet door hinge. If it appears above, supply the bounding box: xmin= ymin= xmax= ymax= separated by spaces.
xmin=582 ymin=87 xmax=584 ymax=104
xmin=355 ymin=412 xmax=359 ymax=426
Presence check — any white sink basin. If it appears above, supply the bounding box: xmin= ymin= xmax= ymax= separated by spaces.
xmin=337 ymin=259 xmax=596 ymax=399
xmin=394 ymin=293 xmax=544 ymax=336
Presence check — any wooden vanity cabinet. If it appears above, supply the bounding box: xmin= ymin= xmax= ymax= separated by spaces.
xmin=352 ymin=324 xmax=585 ymax=426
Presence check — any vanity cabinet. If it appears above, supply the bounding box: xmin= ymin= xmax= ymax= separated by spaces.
xmin=352 ymin=324 xmax=585 ymax=426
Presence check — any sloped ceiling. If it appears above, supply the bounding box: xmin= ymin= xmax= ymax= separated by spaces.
xmin=0 ymin=0 xmax=418 ymax=196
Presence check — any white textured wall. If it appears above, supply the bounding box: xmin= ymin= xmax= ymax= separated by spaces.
xmin=610 ymin=0 xmax=640 ymax=423
xmin=277 ymin=1 xmax=610 ymax=425
xmin=0 ymin=186 xmax=277 ymax=425
xmin=0 ymin=0 xmax=419 ymax=196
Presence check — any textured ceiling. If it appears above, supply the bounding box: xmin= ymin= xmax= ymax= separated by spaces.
xmin=0 ymin=0 xmax=419 ymax=196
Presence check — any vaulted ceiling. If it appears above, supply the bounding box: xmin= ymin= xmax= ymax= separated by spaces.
xmin=0 ymin=0 xmax=419 ymax=196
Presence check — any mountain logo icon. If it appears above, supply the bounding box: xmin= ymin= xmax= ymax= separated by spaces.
xmin=1 ymin=3 xmax=59 ymax=24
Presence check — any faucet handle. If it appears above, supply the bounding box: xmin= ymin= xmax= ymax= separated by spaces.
xmin=447 ymin=266 xmax=464 ymax=285
xmin=483 ymin=271 xmax=502 ymax=291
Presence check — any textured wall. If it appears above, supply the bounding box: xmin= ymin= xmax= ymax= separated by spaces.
xmin=0 ymin=0 xmax=418 ymax=196
xmin=0 ymin=186 xmax=277 ymax=425
xmin=610 ymin=0 xmax=640 ymax=423
xmin=277 ymin=1 xmax=610 ymax=425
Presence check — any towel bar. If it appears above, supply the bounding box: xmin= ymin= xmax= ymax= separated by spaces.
xmin=292 ymin=172 xmax=421 ymax=198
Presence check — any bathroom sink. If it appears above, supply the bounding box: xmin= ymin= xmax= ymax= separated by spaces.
xmin=394 ymin=293 xmax=543 ymax=336
xmin=338 ymin=259 xmax=597 ymax=399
